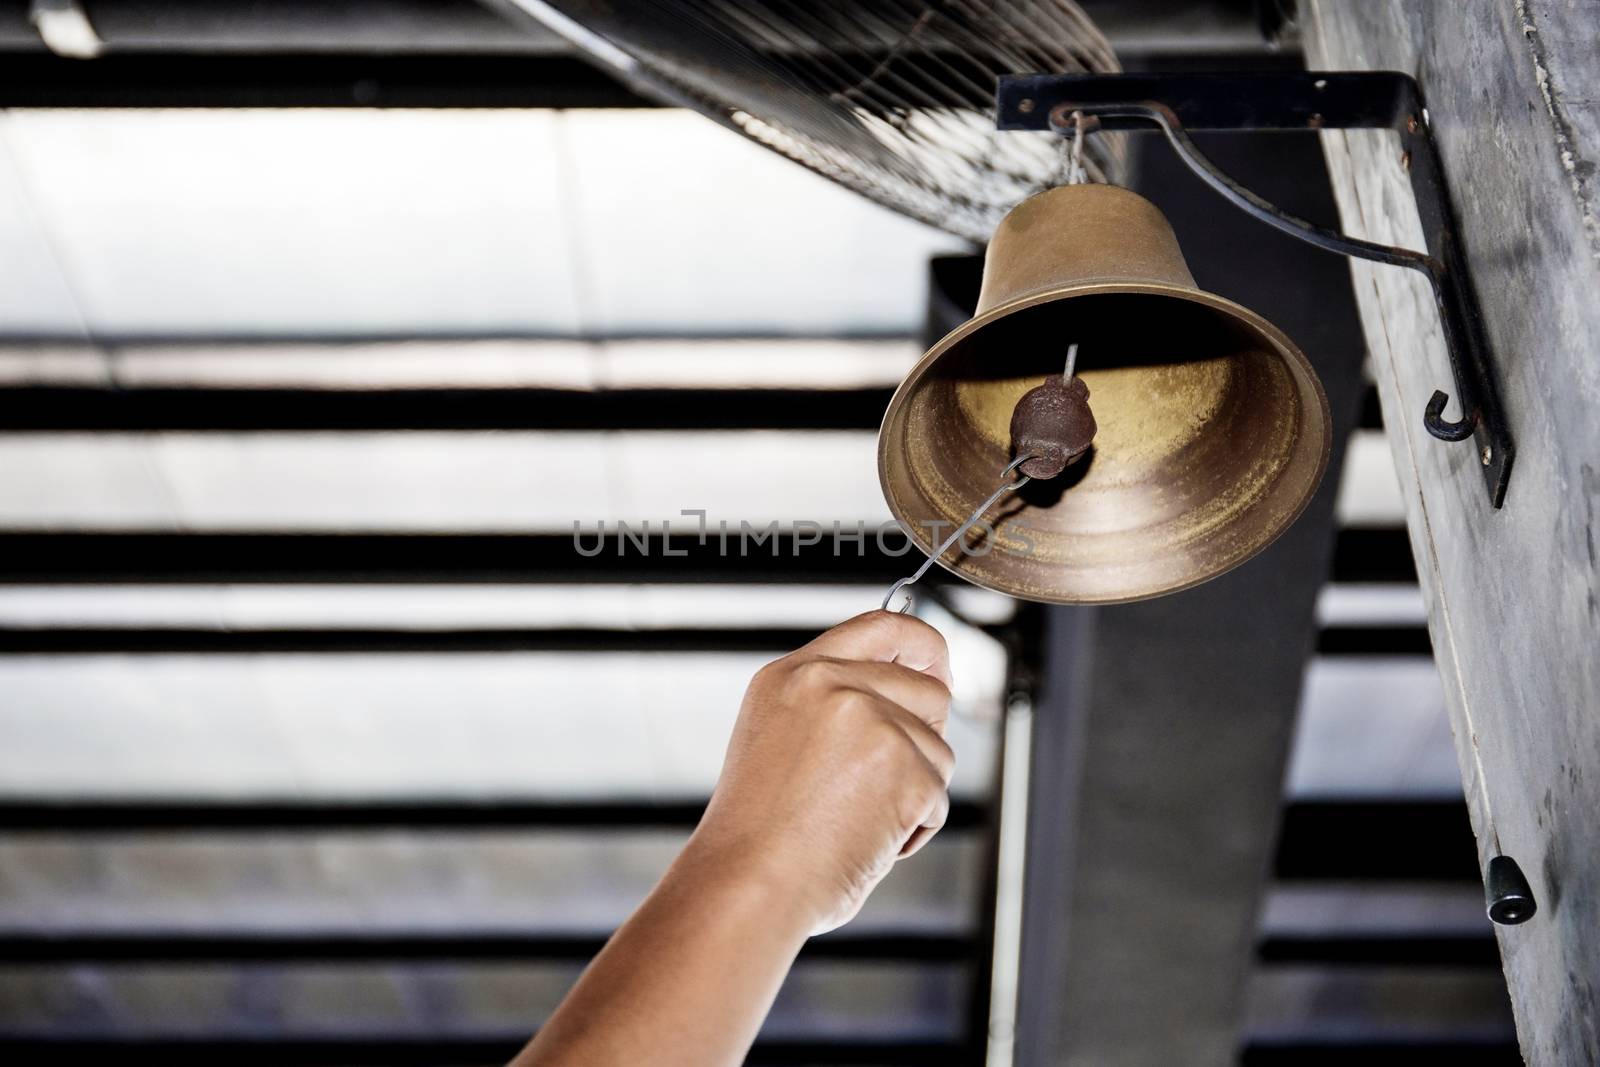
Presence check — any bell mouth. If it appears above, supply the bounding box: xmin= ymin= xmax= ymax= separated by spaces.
xmin=878 ymin=286 xmax=1331 ymax=605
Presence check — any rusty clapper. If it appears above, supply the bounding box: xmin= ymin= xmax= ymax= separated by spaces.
xmin=1010 ymin=343 xmax=1097 ymax=479
xmin=879 ymin=183 xmax=1332 ymax=606
xmin=882 ymin=344 xmax=1096 ymax=612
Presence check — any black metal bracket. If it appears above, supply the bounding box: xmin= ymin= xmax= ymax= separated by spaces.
xmin=996 ymin=71 xmax=1513 ymax=508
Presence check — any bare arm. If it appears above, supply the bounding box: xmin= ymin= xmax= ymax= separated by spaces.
xmin=512 ymin=610 xmax=955 ymax=1067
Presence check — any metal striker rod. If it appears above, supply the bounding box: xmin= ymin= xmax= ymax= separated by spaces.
xmin=882 ymin=454 xmax=1036 ymax=613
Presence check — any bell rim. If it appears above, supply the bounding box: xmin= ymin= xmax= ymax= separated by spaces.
xmin=877 ymin=280 xmax=1333 ymax=605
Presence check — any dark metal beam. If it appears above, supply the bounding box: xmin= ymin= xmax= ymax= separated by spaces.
xmin=1331 ymin=528 xmax=1417 ymax=583
xmin=0 ymin=532 xmax=918 ymax=584
xmin=0 ymin=53 xmax=653 ymax=108
xmin=0 ymin=530 xmax=1414 ymax=584
xmin=0 ymin=0 xmax=563 ymax=54
xmin=0 ymin=386 xmax=893 ymax=432
xmin=1256 ymin=934 xmax=1499 ymax=967
xmin=1274 ymin=801 xmax=1478 ymax=882
xmin=0 ymin=797 xmax=989 ymax=833
xmin=0 ymin=930 xmax=976 ymax=964
xmin=1240 ymin=1041 xmax=1521 ymax=1066
xmin=1314 ymin=625 xmax=1432 ymax=656
xmin=0 ymin=1036 xmax=971 ymax=1067
xmin=0 ymin=626 xmax=824 ymax=655
xmin=1360 ymin=384 xmax=1385 ymax=430
xmin=0 ymin=381 xmax=1373 ymax=454
xmin=0 ymin=799 xmax=1468 ymax=879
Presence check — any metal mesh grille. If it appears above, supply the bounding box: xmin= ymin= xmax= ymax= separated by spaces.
xmin=512 ymin=0 xmax=1125 ymax=242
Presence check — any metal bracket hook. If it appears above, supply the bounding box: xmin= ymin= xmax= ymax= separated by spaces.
xmin=998 ymin=71 xmax=1515 ymax=507
xmin=1423 ymin=389 xmax=1475 ymax=442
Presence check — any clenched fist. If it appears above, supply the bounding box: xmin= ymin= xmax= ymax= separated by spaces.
xmin=688 ymin=610 xmax=956 ymax=934
xmin=514 ymin=610 xmax=957 ymax=1067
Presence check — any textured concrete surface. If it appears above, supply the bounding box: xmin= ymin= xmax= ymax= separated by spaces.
xmin=1308 ymin=2 xmax=1600 ymax=1062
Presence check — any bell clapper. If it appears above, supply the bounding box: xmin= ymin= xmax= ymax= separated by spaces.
xmin=1009 ymin=343 xmax=1098 ymax=480
xmin=882 ymin=454 xmax=1036 ymax=613
xmin=882 ymin=343 xmax=1100 ymax=613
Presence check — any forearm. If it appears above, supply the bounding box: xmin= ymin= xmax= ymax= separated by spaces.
xmin=514 ymin=612 xmax=954 ymax=1064
xmin=511 ymin=834 xmax=813 ymax=1067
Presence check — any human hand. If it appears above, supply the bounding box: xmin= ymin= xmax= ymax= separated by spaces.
xmin=686 ymin=610 xmax=955 ymax=935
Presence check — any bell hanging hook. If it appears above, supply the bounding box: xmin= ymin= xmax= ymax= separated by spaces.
xmin=1064 ymin=109 xmax=1088 ymax=185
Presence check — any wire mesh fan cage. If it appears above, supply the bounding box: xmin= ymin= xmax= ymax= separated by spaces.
xmin=509 ymin=0 xmax=1127 ymax=242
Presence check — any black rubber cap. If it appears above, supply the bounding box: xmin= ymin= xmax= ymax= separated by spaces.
xmin=1485 ymin=854 xmax=1536 ymax=925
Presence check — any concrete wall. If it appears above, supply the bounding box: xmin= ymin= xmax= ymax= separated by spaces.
xmin=1306 ymin=2 xmax=1600 ymax=1062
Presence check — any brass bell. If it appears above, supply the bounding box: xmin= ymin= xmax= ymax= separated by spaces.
xmin=878 ymin=183 xmax=1331 ymax=605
